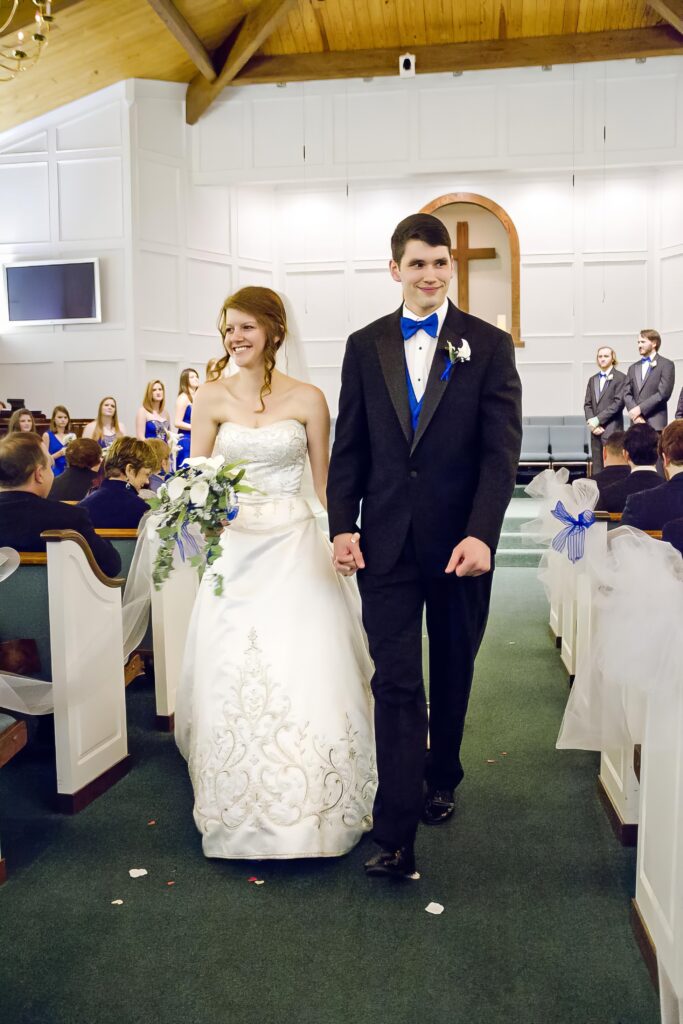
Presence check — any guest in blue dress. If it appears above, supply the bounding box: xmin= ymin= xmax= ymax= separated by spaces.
xmin=174 ymin=367 xmax=199 ymax=467
xmin=136 ymin=380 xmax=171 ymax=444
xmin=42 ymin=405 xmax=75 ymax=477
xmin=82 ymin=396 xmax=127 ymax=451
xmin=79 ymin=437 xmax=157 ymax=529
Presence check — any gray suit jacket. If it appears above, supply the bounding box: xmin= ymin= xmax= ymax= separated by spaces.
xmin=583 ymin=369 xmax=625 ymax=437
xmin=623 ymin=355 xmax=675 ymax=431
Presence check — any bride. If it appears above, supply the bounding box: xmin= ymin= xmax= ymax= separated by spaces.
xmin=175 ymin=286 xmax=376 ymax=860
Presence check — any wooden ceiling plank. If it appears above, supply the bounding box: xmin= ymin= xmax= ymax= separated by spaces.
xmin=299 ymin=0 xmax=326 ymax=52
xmin=648 ymin=0 xmax=683 ymax=34
xmin=186 ymin=0 xmax=299 ymax=123
xmin=145 ymin=0 xmax=217 ymax=81
xmin=2 ymin=0 xmax=84 ymax=36
xmin=232 ymin=24 xmax=683 ymax=83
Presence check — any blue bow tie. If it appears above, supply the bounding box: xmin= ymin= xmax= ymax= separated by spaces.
xmin=641 ymin=356 xmax=651 ymax=364
xmin=599 ymin=372 xmax=607 ymax=378
xmin=401 ymin=312 xmax=438 ymax=340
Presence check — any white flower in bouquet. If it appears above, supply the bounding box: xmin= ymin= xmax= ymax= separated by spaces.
xmin=166 ymin=476 xmax=187 ymax=502
xmin=189 ymin=480 xmax=210 ymax=507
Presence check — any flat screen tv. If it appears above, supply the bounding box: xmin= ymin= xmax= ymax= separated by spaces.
xmin=3 ymin=258 xmax=101 ymax=326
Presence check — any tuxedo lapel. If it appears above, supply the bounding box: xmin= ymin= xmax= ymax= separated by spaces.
xmin=593 ymin=375 xmax=601 ymax=406
xmin=411 ymin=301 xmax=465 ymax=454
xmin=596 ymin=376 xmax=612 ymax=406
xmin=376 ymin=309 xmax=412 ymax=445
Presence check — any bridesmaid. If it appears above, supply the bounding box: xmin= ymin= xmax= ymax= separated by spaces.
xmin=136 ymin=380 xmax=171 ymax=442
xmin=42 ymin=405 xmax=75 ymax=476
xmin=174 ymin=367 xmax=199 ymax=467
xmin=82 ymin=396 xmax=126 ymax=451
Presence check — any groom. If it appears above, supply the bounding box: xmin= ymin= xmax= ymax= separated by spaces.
xmin=327 ymin=214 xmax=522 ymax=879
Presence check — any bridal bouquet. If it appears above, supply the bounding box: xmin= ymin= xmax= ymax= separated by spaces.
xmin=146 ymin=455 xmax=253 ymax=594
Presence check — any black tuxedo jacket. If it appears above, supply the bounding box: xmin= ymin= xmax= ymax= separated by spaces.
xmin=676 ymin=386 xmax=683 ymax=421
xmin=327 ymin=301 xmax=523 ymax=575
xmin=0 ymin=490 xmax=121 ymax=577
xmin=49 ymin=466 xmax=97 ymax=502
xmin=596 ymin=469 xmax=663 ymax=514
xmin=663 ymin=516 xmax=683 ymax=556
xmin=622 ymin=473 xmax=683 ymax=531
xmin=590 ymin=464 xmax=630 ymax=497
xmin=623 ymin=355 xmax=675 ymax=430
xmin=583 ymin=370 xmax=625 ymax=436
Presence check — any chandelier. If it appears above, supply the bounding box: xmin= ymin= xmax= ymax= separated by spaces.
xmin=1 ymin=1 xmax=53 ymax=82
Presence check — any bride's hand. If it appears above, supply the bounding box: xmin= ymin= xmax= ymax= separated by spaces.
xmin=333 ymin=532 xmax=365 ymax=575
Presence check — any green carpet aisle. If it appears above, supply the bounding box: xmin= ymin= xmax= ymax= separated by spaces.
xmin=0 ymin=569 xmax=658 ymax=1024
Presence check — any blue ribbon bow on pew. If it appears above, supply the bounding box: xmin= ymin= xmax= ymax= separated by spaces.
xmin=551 ymin=501 xmax=595 ymax=563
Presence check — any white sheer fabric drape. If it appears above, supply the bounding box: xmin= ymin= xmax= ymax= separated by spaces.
xmin=0 ymin=547 xmax=54 ymax=715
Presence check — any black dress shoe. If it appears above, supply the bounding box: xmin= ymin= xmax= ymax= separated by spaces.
xmin=422 ymin=789 xmax=455 ymax=825
xmin=364 ymin=846 xmax=419 ymax=880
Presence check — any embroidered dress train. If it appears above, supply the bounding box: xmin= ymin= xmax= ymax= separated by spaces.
xmin=175 ymin=419 xmax=377 ymax=859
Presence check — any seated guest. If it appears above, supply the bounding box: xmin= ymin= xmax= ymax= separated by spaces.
xmin=590 ymin=431 xmax=630 ymax=496
xmin=596 ymin=424 xmax=663 ymax=514
xmin=0 ymin=433 xmax=120 ymax=577
xmin=622 ymin=421 xmax=683 ymax=530
xmin=141 ymin=438 xmax=171 ymax=496
xmin=79 ymin=437 xmax=156 ymax=529
xmin=663 ymin=516 xmax=683 ymax=556
xmin=49 ymin=438 xmax=103 ymax=502
xmin=42 ymin=405 xmax=75 ymax=477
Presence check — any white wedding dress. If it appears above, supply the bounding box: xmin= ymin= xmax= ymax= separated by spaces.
xmin=175 ymin=419 xmax=377 ymax=860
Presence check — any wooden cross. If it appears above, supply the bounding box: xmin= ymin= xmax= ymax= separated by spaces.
xmin=452 ymin=221 xmax=496 ymax=312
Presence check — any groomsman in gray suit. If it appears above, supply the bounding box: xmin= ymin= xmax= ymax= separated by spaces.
xmin=623 ymin=329 xmax=675 ymax=431
xmin=584 ymin=346 xmax=625 ymax=473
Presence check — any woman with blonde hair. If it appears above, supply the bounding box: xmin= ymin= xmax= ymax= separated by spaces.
xmin=78 ymin=436 xmax=156 ymax=529
xmin=136 ymin=380 xmax=171 ymax=443
xmin=82 ymin=396 xmax=126 ymax=451
xmin=42 ymin=405 xmax=75 ymax=477
xmin=175 ymin=285 xmax=375 ymax=862
xmin=174 ymin=367 xmax=199 ymax=467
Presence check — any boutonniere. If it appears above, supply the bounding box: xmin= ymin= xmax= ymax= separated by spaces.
xmin=440 ymin=339 xmax=471 ymax=382
xmin=651 ymin=360 xmax=657 ymax=369
xmin=606 ymin=374 xmax=613 ymax=381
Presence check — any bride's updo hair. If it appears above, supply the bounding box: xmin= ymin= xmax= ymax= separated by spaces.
xmin=213 ymin=286 xmax=287 ymax=412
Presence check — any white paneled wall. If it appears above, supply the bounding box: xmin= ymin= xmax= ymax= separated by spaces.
xmin=2 ymin=66 xmax=683 ymax=425
xmin=273 ymin=169 xmax=683 ymax=417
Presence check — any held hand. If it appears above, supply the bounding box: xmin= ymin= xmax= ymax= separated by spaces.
xmin=445 ymin=536 xmax=491 ymax=577
xmin=635 ymin=416 xmax=646 ymax=424
xmin=592 ymin=426 xmax=605 ymax=436
xmin=628 ymin=406 xmax=641 ymax=421
xmin=332 ymin=532 xmax=365 ymax=576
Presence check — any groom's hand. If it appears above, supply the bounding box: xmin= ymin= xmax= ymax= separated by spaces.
xmin=333 ymin=533 xmax=365 ymax=575
xmin=445 ymin=537 xmax=491 ymax=577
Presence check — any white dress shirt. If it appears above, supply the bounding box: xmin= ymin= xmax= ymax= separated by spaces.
xmin=641 ymin=358 xmax=651 ymax=382
xmin=403 ymin=299 xmax=448 ymax=402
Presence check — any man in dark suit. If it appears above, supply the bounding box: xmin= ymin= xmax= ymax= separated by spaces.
xmin=584 ymin=346 xmax=625 ymax=473
xmin=327 ymin=214 xmax=522 ymax=879
xmin=596 ymin=423 xmax=663 ymax=514
xmin=0 ymin=432 xmax=120 ymax=577
xmin=663 ymin=517 xmax=683 ymax=556
xmin=622 ymin=421 xmax=683 ymax=530
xmin=590 ymin=431 xmax=630 ymax=497
xmin=676 ymin=386 xmax=683 ymax=421
xmin=623 ymin=329 xmax=675 ymax=431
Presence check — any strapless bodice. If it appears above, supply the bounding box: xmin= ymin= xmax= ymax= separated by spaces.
xmin=213 ymin=419 xmax=307 ymax=498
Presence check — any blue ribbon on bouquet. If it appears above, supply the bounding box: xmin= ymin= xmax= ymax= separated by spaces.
xmin=175 ymin=522 xmax=200 ymax=563
xmin=550 ymin=501 xmax=595 ymax=563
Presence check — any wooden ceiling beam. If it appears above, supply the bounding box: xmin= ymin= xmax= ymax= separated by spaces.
xmin=186 ymin=0 xmax=298 ymax=124
xmin=225 ymin=25 xmax=683 ymax=86
xmin=648 ymin=0 xmax=683 ymax=35
xmin=145 ymin=0 xmax=216 ymax=82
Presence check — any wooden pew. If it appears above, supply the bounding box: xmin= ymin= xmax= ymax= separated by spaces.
xmin=0 ymin=713 xmax=28 ymax=884
xmin=0 ymin=531 xmax=130 ymax=813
